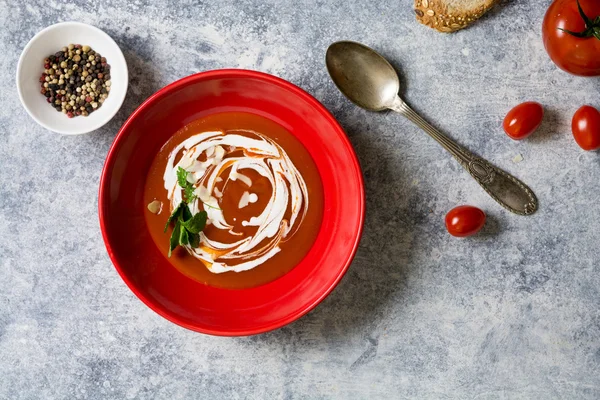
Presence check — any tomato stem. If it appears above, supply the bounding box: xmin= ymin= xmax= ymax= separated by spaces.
xmin=577 ymin=0 xmax=593 ymax=26
xmin=559 ymin=0 xmax=600 ymax=41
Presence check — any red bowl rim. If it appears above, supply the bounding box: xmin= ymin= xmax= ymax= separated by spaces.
xmin=98 ymin=69 xmax=365 ymax=335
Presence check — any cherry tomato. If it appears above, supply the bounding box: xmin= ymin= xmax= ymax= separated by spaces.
xmin=445 ymin=206 xmax=486 ymax=238
xmin=503 ymin=102 xmax=544 ymax=140
xmin=543 ymin=0 xmax=600 ymax=76
xmin=572 ymin=105 xmax=600 ymax=151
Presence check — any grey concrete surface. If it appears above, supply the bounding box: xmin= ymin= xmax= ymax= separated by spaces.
xmin=1 ymin=0 xmax=599 ymax=399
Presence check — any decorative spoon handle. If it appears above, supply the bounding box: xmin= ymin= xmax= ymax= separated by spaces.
xmin=391 ymin=97 xmax=538 ymax=216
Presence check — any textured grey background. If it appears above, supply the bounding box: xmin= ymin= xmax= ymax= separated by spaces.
xmin=1 ymin=0 xmax=599 ymax=399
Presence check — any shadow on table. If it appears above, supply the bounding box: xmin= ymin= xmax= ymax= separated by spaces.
xmin=476 ymin=0 xmax=517 ymax=26
xmin=240 ymin=113 xmax=430 ymax=348
xmin=527 ymin=107 xmax=561 ymax=145
xmin=97 ymin=29 xmax=163 ymax=139
xmin=110 ymin=50 xmax=162 ymax=132
xmin=590 ymin=83 xmax=600 ymax=165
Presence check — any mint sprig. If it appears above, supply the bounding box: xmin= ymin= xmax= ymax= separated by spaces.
xmin=182 ymin=212 xmax=207 ymax=234
xmin=164 ymin=167 xmax=208 ymax=257
xmin=165 ymin=202 xmax=207 ymax=257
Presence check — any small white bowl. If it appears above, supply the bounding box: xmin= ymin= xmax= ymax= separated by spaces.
xmin=16 ymin=21 xmax=128 ymax=135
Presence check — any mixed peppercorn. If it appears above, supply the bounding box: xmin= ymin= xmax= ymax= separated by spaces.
xmin=39 ymin=44 xmax=111 ymax=118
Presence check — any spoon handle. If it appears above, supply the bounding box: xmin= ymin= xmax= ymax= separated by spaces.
xmin=391 ymin=97 xmax=538 ymax=216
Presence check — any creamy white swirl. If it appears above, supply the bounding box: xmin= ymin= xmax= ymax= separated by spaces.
xmin=163 ymin=130 xmax=309 ymax=273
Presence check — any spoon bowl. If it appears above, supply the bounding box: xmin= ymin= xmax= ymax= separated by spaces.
xmin=326 ymin=41 xmax=399 ymax=112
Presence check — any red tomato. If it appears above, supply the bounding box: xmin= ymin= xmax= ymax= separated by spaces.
xmin=445 ymin=206 xmax=486 ymax=238
xmin=572 ymin=105 xmax=600 ymax=151
xmin=503 ymin=102 xmax=544 ymax=140
xmin=543 ymin=0 xmax=600 ymax=76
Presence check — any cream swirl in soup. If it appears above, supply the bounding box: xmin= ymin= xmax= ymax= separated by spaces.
xmin=163 ymin=130 xmax=309 ymax=273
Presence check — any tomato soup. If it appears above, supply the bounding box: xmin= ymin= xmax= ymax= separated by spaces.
xmin=143 ymin=112 xmax=324 ymax=289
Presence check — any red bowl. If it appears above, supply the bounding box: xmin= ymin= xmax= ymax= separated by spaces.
xmin=99 ymin=70 xmax=365 ymax=336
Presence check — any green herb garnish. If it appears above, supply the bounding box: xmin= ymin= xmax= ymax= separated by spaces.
xmin=176 ymin=166 xmax=222 ymax=210
xmin=168 ymin=220 xmax=182 ymax=258
xmin=164 ymin=167 xmax=208 ymax=257
xmin=182 ymin=211 xmax=208 ymax=234
xmin=164 ymin=202 xmax=185 ymax=232
xmin=177 ymin=167 xmax=198 ymax=204
xmin=165 ymin=202 xmax=207 ymax=257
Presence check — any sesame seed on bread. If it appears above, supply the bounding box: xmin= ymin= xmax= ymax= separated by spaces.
xmin=414 ymin=0 xmax=499 ymax=33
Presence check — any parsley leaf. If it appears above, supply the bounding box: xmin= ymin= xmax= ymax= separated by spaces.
xmin=177 ymin=167 xmax=198 ymax=204
xmin=176 ymin=167 xmax=189 ymax=187
xmin=184 ymin=185 xmax=197 ymax=204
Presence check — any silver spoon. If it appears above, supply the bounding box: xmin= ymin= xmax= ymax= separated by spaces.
xmin=326 ymin=41 xmax=538 ymax=216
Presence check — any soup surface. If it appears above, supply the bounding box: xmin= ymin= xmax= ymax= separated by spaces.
xmin=144 ymin=112 xmax=324 ymax=289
